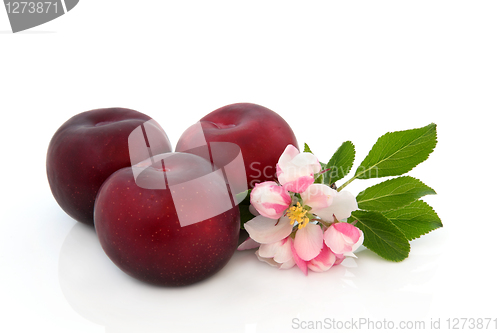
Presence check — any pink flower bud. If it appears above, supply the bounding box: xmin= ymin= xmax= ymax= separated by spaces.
xmin=324 ymin=222 xmax=364 ymax=256
xmin=250 ymin=181 xmax=292 ymax=219
xmin=276 ymin=145 xmax=321 ymax=193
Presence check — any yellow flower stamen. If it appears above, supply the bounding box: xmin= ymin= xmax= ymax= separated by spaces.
xmin=286 ymin=202 xmax=310 ymax=230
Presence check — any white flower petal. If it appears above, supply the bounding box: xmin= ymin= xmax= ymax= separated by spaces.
xmin=237 ymin=237 xmax=261 ymax=251
xmin=244 ymin=214 xmax=293 ymax=244
xmin=311 ymin=190 xmax=358 ymax=222
xmin=258 ymin=241 xmax=281 ymax=258
xmin=256 ymin=248 xmax=295 ymax=269
xmin=351 ymin=228 xmax=364 ymax=253
xmin=329 ymin=191 xmax=358 ymax=221
xmin=302 ymin=184 xmax=336 ymax=211
xmin=277 ymin=144 xmax=300 ymax=167
xmin=279 ymin=258 xmax=296 ymax=270
xmin=273 ymin=237 xmax=293 ymax=263
xmin=258 ymin=237 xmax=293 ymax=263
xmin=292 ymin=153 xmax=321 ymax=174
xmin=255 ymin=250 xmax=278 ymax=267
xmin=311 ymin=204 xmax=336 ymax=222
xmin=343 ymin=251 xmax=357 ymax=258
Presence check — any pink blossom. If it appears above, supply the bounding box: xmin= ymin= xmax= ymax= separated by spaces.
xmin=242 ymin=214 xmax=323 ymax=273
xmin=243 ymin=214 xmax=322 ymax=263
xmin=290 ymin=239 xmax=308 ymax=275
xmin=276 ymin=145 xmax=321 ymax=193
xmin=307 ymin=242 xmax=345 ymax=273
xmin=241 ymin=145 xmax=363 ymax=275
xmin=242 ymin=214 xmax=362 ymax=275
xmin=293 ymin=222 xmax=323 ymax=261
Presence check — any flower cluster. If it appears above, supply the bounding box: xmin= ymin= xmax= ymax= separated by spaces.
xmin=238 ymin=145 xmax=363 ymax=275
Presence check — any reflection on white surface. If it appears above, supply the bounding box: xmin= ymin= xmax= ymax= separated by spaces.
xmin=59 ymin=222 xmax=440 ymax=333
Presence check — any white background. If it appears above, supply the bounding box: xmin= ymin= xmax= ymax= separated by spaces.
xmin=1 ymin=1 xmax=499 ymax=332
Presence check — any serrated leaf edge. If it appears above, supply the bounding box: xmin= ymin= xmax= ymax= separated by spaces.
xmin=325 ymin=140 xmax=356 ymax=184
xmin=355 ymin=123 xmax=437 ymax=180
xmin=356 ymin=176 xmax=436 ymax=210
xmin=381 ymin=200 xmax=443 ymax=241
xmin=351 ymin=211 xmax=410 ymax=262
xmin=304 ymin=142 xmax=312 ymax=154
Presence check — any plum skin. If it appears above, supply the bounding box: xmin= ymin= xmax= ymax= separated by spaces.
xmin=46 ymin=107 xmax=171 ymax=225
xmin=94 ymin=153 xmax=240 ymax=286
xmin=176 ymin=103 xmax=299 ymax=188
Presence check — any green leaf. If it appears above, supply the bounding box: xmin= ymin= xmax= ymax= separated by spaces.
xmin=239 ymin=205 xmax=255 ymax=229
xmin=350 ymin=210 xmax=410 ymax=262
xmin=235 ymin=189 xmax=251 ymax=204
xmin=382 ymin=200 xmax=443 ymax=241
xmin=324 ymin=141 xmax=355 ymax=185
xmin=356 ymin=176 xmax=436 ymax=211
xmin=304 ymin=142 xmax=313 ymax=154
xmin=354 ymin=123 xmax=437 ymax=180
xmin=235 ymin=189 xmax=253 ymax=229
xmin=314 ymin=173 xmax=324 ymax=184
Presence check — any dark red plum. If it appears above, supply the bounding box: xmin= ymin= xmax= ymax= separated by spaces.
xmin=47 ymin=107 xmax=172 ymax=225
xmin=176 ymin=103 xmax=298 ymax=188
xmin=94 ymin=152 xmax=240 ymax=286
